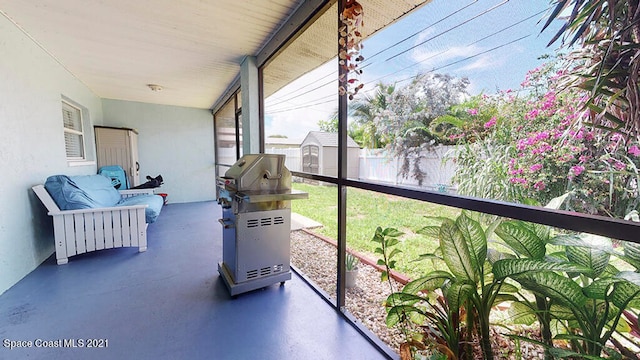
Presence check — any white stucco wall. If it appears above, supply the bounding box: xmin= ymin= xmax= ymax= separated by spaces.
xmin=101 ymin=100 xmax=215 ymax=203
xmin=0 ymin=14 xmax=103 ymax=294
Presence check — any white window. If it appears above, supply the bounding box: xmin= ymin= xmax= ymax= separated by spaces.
xmin=62 ymin=100 xmax=85 ymax=160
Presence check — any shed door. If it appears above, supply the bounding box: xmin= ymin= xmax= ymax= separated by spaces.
xmin=95 ymin=127 xmax=139 ymax=187
xmin=302 ymin=145 xmax=319 ymax=174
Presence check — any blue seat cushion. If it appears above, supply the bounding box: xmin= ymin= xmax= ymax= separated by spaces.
xmin=117 ymin=194 xmax=164 ymax=223
xmin=45 ymin=174 xmax=121 ymax=210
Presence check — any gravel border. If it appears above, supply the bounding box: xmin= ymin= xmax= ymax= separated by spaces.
xmin=290 ymin=230 xmax=406 ymax=350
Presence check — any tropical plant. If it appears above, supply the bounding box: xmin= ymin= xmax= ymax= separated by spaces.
xmin=383 ymin=212 xmax=522 ymax=359
xmin=492 ymin=219 xmax=555 ymax=360
xmin=349 ymin=82 xmax=393 ymax=148
xmin=542 ymin=0 xmax=640 ymax=140
xmin=492 ymin=221 xmax=640 ymax=358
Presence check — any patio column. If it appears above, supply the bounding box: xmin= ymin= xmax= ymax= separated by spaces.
xmin=240 ymin=55 xmax=260 ymax=155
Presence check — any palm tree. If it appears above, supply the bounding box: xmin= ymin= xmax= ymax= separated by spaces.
xmin=349 ymin=82 xmax=394 ymax=148
xmin=543 ymin=0 xmax=640 ymax=139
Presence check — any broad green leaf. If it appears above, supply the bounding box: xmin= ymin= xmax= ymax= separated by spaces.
xmin=492 ymin=259 xmax=589 ymax=280
xmin=445 ymin=281 xmax=473 ymax=311
xmin=564 ymin=234 xmax=612 ymax=278
xmin=583 ymin=278 xmax=619 ymax=299
xmin=402 ymin=271 xmax=452 ymax=294
xmin=545 ymin=251 xmax=568 ymax=263
xmin=551 ymin=234 xmax=614 ymax=253
xmin=386 ymin=238 xmax=399 ymax=247
xmin=385 ymin=292 xmax=425 ymax=307
xmin=515 ymin=271 xmax=588 ymax=308
xmin=622 ymin=242 xmax=640 ymax=269
xmin=388 ymin=248 xmax=402 ymax=260
xmin=430 ymin=114 xmax=466 ymax=129
xmin=550 ymin=304 xmax=575 ymax=320
xmin=492 ymin=293 xmax=519 ymax=307
xmin=499 ymin=282 xmax=519 ymax=293
xmin=495 ymin=221 xmax=546 ymax=259
xmin=417 ymin=225 xmax=440 ymax=238
xmin=531 ymin=223 xmax=550 ymax=243
xmin=382 ymin=227 xmax=404 ymax=238
xmin=439 ymin=219 xmax=476 ymax=281
xmin=611 ymin=272 xmax=640 ymax=309
xmin=455 ymin=212 xmax=487 ymax=275
xmin=486 ymin=248 xmax=515 ymax=264
xmin=386 ymin=305 xmax=426 ymax=327
xmin=509 ymin=301 xmax=537 ymax=325
xmin=545 ymin=192 xmax=571 ymax=210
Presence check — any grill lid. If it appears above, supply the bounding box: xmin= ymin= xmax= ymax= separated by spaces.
xmin=222 ymin=154 xmax=288 ymax=192
xmin=217 ymin=154 xmax=308 ymax=204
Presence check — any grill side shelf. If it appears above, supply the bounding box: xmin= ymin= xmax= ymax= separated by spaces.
xmin=235 ymin=189 xmax=308 ymax=203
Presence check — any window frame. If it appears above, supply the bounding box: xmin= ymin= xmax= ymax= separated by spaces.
xmin=61 ymin=99 xmax=86 ymax=162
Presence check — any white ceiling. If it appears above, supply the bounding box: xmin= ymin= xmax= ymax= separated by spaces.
xmin=0 ymin=0 xmax=306 ymax=109
xmin=0 ymin=0 xmax=428 ymax=110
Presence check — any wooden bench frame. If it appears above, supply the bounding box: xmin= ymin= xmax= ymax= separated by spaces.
xmin=32 ymin=185 xmax=154 ymax=265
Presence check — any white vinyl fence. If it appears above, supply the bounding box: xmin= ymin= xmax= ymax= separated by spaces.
xmin=266 ymin=147 xmax=302 ymax=172
xmin=267 ymin=146 xmax=458 ymax=192
xmin=358 ymin=147 xmax=457 ymax=192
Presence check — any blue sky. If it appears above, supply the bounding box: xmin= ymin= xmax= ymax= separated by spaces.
xmin=264 ymin=0 xmax=564 ymax=140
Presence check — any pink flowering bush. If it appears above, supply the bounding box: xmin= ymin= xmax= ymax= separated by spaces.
xmin=448 ymin=58 xmax=640 ymax=218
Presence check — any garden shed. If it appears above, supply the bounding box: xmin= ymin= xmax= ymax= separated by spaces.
xmin=300 ymin=131 xmax=360 ymax=178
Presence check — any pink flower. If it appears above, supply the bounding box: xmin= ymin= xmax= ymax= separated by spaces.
xmin=509 ymin=177 xmax=527 ymax=185
xmin=569 ymin=165 xmax=585 ymax=179
xmin=467 ymin=108 xmax=478 ymax=115
xmin=533 ymin=181 xmax=546 ymax=191
xmin=529 ymin=164 xmax=543 ymax=172
xmin=484 ymin=117 xmax=497 ymax=129
xmin=525 ymin=109 xmax=539 ymax=120
xmin=629 ymin=145 xmax=640 ymax=156
xmin=613 ymin=161 xmax=626 ymax=171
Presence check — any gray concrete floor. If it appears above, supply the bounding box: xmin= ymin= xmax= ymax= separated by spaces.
xmin=0 ymin=201 xmax=388 ymax=360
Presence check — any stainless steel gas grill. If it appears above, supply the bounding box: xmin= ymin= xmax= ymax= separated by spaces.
xmin=216 ymin=154 xmax=308 ymax=296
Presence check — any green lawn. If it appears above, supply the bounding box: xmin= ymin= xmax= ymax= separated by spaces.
xmin=291 ymin=183 xmax=460 ymax=279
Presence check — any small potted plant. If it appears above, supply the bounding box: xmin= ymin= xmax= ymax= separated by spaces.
xmin=345 ymin=252 xmax=360 ymax=288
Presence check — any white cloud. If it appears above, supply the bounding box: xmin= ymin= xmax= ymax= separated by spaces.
xmin=458 ymin=54 xmax=503 ymax=72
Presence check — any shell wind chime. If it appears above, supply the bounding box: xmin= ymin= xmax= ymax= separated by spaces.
xmin=339 ymin=0 xmax=364 ymax=100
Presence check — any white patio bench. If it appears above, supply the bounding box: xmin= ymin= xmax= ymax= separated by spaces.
xmin=32 ymin=175 xmax=163 ymax=265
